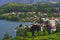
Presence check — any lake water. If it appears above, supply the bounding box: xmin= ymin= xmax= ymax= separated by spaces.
xmin=0 ymin=20 xmax=32 ymax=39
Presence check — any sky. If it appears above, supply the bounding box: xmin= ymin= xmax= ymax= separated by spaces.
xmin=0 ymin=0 xmax=60 ymax=6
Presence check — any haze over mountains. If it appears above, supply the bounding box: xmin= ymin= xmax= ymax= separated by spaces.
xmin=0 ymin=0 xmax=60 ymax=6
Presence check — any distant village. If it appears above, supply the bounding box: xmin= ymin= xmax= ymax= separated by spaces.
xmin=1 ymin=12 xmax=60 ymax=23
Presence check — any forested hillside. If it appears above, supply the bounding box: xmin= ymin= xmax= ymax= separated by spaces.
xmin=0 ymin=2 xmax=60 ymax=14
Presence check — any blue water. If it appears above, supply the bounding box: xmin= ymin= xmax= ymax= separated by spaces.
xmin=0 ymin=20 xmax=32 ymax=39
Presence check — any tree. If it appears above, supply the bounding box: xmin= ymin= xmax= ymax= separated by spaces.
xmin=2 ymin=33 xmax=12 ymax=40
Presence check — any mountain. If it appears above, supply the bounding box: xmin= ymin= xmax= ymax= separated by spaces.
xmin=0 ymin=0 xmax=34 ymax=6
xmin=0 ymin=0 xmax=60 ymax=6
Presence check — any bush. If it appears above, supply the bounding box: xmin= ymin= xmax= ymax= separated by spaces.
xmin=39 ymin=31 xmax=44 ymax=36
xmin=34 ymin=38 xmax=40 ymax=40
xmin=2 ymin=33 xmax=12 ymax=40
xmin=40 ymin=38 xmax=48 ymax=40
xmin=26 ymin=32 xmax=32 ymax=38
xmin=14 ymin=36 xmax=24 ymax=40
xmin=16 ymin=28 xmax=29 ymax=37
xmin=57 ymin=23 xmax=60 ymax=32
xmin=34 ymin=36 xmax=49 ymax=40
xmin=56 ymin=33 xmax=60 ymax=40
xmin=25 ymin=38 xmax=33 ymax=40
xmin=34 ymin=31 xmax=38 ymax=37
xmin=44 ymin=31 xmax=48 ymax=35
xmin=48 ymin=34 xmax=59 ymax=40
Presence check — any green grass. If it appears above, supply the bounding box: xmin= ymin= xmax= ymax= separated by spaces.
xmin=13 ymin=33 xmax=60 ymax=40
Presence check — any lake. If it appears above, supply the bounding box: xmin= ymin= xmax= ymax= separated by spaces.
xmin=0 ymin=20 xmax=32 ymax=39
